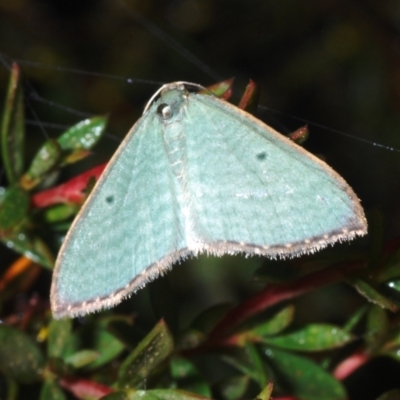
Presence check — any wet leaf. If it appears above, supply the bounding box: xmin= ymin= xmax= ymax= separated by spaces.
xmin=352 ymin=278 xmax=399 ymax=312
xmin=263 ymin=324 xmax=354 ymax=351
xmin=0 ymin=324 xmax=45 ymax=384
xmin=1 ymin=230 xmax=54 ymax=269
xmin=265 ymin=348 xmax=346 ymax=400
xmin=117 ymin=389 xmax=211 ymax=400
xmin=57 ymin=116 xmax=107 ymax=152
xmin=0 ymin=186 xmax=29 ymax=231
xmin=118 ymin=320 xmax=174 ymax=389
xmin=379 ymin=278 xmax=400 ymax=306
xmin=21 ymin=139 xmax=61 ymax=190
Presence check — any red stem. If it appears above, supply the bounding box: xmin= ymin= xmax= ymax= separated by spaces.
xmin=208 ymin=260 xmax=365 ymax=341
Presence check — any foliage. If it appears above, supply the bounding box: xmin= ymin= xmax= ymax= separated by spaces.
xmin=1 ymin=67 xmax=400 ymax=400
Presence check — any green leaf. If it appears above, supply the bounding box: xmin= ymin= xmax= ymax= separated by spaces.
xmin=118 ymin=320 xmax=174 ymax=389
xmin=122 ymin=389 xmax=211 ymax=400
xmin=252 ymin=305 xmax=294 ymax=337
xmin=103 ymin=315 xmax=137 ymax=348
xmin=366 ymin=306 xmax=389 ymax=349
xmin=170 ymin=356 xmax=197 ymax=379
xmin=1 ymin=230 xmax=54 ymax=269
xmin=352 ymin=278 xmax=399 ymax=312
xmin=65 ymin=350 xmax=99 ymax=368
xmin=223 ymin=343 xmax=268 ymax=388
xmin=170 ymin=357 xmax=211 ymax=397
xmin=376 ymin=389 xmax=400 ymax=400
xmin=217 ymin=375 xmax=250 ymax=400
xmin=200 ymin=79 xmax=233 ymax=98
xmin=151 ymin=389 xmax=212 ymax=400
xmin=84 ymin=324 xmax=125 ymax=370
xmin=176 ymin=329 xmax=205 ymax=351
xmin=265 ymin=348 xmax=347 ymax=400
xmin=253 ymin=382 xmax=273 ymax=400
xmin=48 ymin=318 xmax=72 ymax=358
xmin=0 ymin=186 xmax=29 ymax=231
xmin=343 ymin=305 xmax=368 ymax=332
xmin=385 ymin=279 xmax=400 ymax=292
xmin=21 ymin=139 xmax=62 ymax=190
xmin=40 ymin=380 xmax=67 ymax=400
xmin=380 ymin=323 xmax=400 ymax=360
xmin=1 ymin=63 xmax=25 ymax=184
xmin=222 ymin=356 xmax=256 ymax=386
xmin=57 ymin=115 xmax=107 ymax=151
xmin=263 ymin=324 xmax=354 ymax=351
xmin=244 ymin=342 xmax=267 ymax=387
xmin=42 ymin=203 xmax=78 ymax=223
xmin=379 ymin=278 xmax=400 ymax=306
xmin=0 ymin=324 xmax=45 ymax=384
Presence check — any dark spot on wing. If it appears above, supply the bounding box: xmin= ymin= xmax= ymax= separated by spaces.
xmin=256 ymin=152 xmax=266 ymax=160
xmin=105 ymin=195 xmax=114 ymax=204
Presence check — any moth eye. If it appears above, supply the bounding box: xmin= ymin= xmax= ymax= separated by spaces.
xmin=157 ymin=103 xmax=172 ymax=119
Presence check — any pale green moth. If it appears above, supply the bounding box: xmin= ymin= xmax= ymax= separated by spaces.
xmin=51 ymin=82 xmax=367 ymax=319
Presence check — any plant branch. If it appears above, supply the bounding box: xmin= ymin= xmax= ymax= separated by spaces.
xmin=207 ymin=260 xmax=365 ymax=342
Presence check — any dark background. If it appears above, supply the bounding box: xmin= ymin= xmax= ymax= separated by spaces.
xmin=0 ymin=1 xmax=400 ymax=398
